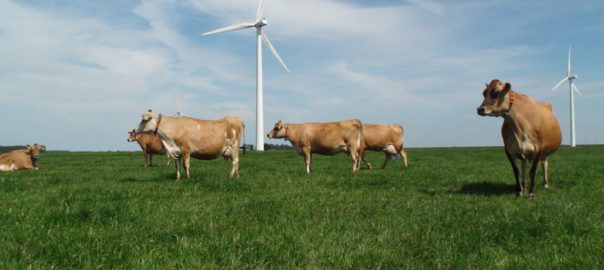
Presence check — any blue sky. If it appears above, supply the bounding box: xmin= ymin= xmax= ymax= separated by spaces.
xmin=0 ymin=0 xmax=603 ymax=151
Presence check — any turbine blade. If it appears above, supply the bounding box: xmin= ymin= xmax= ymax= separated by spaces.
xmin=202 ymin=22 xmax=255 ymax=36
xmin=552 ymin=77 xmax=568 ymax=91
xmin=572 ymin=83 xmax=582 ymax=96
xmin=256 ymin=0 xmax=265 ymax=21
xmin=568 ymin=45 xmax=572 ymax=76
xmin=262 ymin=32 xmax=290 ymax=72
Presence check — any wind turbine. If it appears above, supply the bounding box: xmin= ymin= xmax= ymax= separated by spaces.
xmin=175 ymin=96 xmax=184 ymax=116
xmin=202 ymin=0 xmax=290 ymax=151
xmin=552 ymin=45 xmax=581 ymax=147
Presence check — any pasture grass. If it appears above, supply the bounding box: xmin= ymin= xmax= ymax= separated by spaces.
xmin=0 ymin=146 xmax=603 ymax=269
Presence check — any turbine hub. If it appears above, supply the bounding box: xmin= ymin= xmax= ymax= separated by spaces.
xmin=570 ymin=74 xmax=578 ymax=80
xmin=256 ymin=18 xmax=267 ymax=27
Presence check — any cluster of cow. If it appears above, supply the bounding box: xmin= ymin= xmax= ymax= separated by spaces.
xmin=131 ymin=110 xmax=408 ymax=180
xmin=1 ymin=80 xmax=563 ymax=197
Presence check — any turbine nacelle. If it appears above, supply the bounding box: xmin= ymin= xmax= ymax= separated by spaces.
xmin=569 ymin=74 xmax=578 ymax=80
xmin=255 ymin=18 xmax=267 ymax=27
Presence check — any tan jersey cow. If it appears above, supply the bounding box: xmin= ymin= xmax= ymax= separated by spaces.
xmin=477 ymin=79 xmax=562 ymax=197
xmin=136 ymin=111 xmax=243 ymax=180
xmin=0 ymin=144 xmax=46 ymax=171
xmin=359 ymin=123 xmax=408 ymax=169
xmin=127 ymin=130 xmax=171 ymax=167
xmin=267 ymin=120 xmax=363 ymax=173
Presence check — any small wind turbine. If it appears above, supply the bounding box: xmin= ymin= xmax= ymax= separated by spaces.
xmin=552 ymin=45 xmax=581 ymax=147
xmin=202 ymin=0 xmax=289 ymax=151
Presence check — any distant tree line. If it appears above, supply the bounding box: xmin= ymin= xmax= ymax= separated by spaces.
xmin=263 ymin=143 xmax=293 ymax=150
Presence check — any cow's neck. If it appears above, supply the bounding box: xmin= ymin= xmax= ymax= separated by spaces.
xmin=502 ymin=93 xmax=535 ymax=144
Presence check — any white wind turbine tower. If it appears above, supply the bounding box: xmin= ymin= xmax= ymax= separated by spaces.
xmin=175 ymin=96 xmax=184 ymax=116
xmin=552 ymin=45 xmax=581 ymax=147
xmin=202 ymin=0 xmax=290 ymax=151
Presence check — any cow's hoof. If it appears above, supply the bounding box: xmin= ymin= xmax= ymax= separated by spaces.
xmin=516 ymin=191 xmax=523 ymax=197
xmin=528 ymin=193 xmax=535 ymax=198
xmin=544 ymin=184 xmax=549 ymax=189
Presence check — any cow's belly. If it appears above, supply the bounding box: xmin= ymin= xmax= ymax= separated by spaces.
xmin=312 ymin=144 xmax=348 ymax=156
xmin=505 ymin=133 xmax=538 ymax=160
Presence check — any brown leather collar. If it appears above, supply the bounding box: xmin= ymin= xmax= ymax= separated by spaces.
xmin=154 ymin=114 xmax=163 ymax=135
xmin=505 ymin=92 xmax=515 ymax=114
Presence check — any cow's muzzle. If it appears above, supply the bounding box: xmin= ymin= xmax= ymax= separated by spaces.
xmin=477 ymin=107 xmax=486 ymax=116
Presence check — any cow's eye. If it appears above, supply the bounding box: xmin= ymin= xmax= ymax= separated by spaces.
xmin=482 ymin=90 xmax=487 ymax=98
xmin=490 ymin=91 xmax=498 ymax=98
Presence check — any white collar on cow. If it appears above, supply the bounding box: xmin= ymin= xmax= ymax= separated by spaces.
xmin=154 ymin=114 xmax=163 ymax=135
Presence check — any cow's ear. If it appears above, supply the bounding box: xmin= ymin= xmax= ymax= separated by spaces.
xmin=25 ymin=144 xmax=32 ymax=151
xmin=40 ymin=145 xmax=46 ymax=152
xmin=502 ymin=83 xmax=512 ymax=94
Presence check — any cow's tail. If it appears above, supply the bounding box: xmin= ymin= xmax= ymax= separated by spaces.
xmin=399 ymin=124 xmax=408 ymax=168
xmin=242 ymin=122 xmax=246 ymax=155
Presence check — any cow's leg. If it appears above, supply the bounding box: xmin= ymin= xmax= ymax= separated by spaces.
xmin=528 ymin=157 xmax=540 ymax=197
xmin=380 ymin=153 xmax=391 ymax=169
xmin=400 ymin=149 xmax=408 ymax=168
xmin=350 ymin=148 xmax=359 ymax=173
xmin=304 ymin=148 xmax=312 ymax=173
xmin=166 ymin=157 xmax=171 ymax=167
xmin=175 ymin=157 xmax=181 ymax=181
xmin=230 ymin=147 xmax=240 ymax=178
xmin=521 ymin=159 xmax=527 ymax=194
xmin=505 ymin=152 xmax=522 ymax=196
xmin=361 ymin=153 xmax=373 ymax=170
xmin=183 ymin=153 xmax=191 ymax=179
xmin=149 ymin=154 xmax=153 ymax=167
xmin=143 ymin=151 xmax=149 ymax=167
xmin=542 ymin=159 xmax=549 ymax=188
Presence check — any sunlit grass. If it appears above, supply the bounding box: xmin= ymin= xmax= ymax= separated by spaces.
xmin=0 ymin=146 xmax=602 ymax=268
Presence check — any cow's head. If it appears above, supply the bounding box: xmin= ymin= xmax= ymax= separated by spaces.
xmin=26 ymin=144 xmax=45 ymax=167
xmin=127 ymin=129 xmax=138 ymax=142
xmin=477 ymin=79 xmax=513 ymax=117
xmin=267 ymin=120 xmax=286 ymax=139
xmin=137 ymin=110 xmax=159 ymax=134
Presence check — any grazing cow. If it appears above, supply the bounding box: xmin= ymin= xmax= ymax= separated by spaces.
xmin=266 ymin=120 xmax=363 ymax=173
xmin=477 ymin=79 xmax=562 ymax=197
xmin=0 ymin=144 xmax=46 ymax=171
xmin=127 ymin=129 xmax=171 ymax=167
xmin=136 ymin=111 xmax=243 ymax=180
xmin=359 ymin=123 xmax=409 ymax=169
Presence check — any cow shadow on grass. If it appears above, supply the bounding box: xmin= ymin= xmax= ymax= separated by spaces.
xmin=119 ymin=173 xmax=175 ymax=183
xmin=455 ymin=181 xmax=515 ymax=196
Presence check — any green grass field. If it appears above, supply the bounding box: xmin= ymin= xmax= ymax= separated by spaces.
xmin=1 ymin=146 xmax=602 ymax=269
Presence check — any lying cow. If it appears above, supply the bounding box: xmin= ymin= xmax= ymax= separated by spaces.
xmin=359 ymin=123 xmax=408 ymax=169
xmin=136 ymin=111 xmax=243 ymax=180
xmin=127 ymin=129 xmax=171 ymax=167
xmin=477 ymin=79 xmax=562 ymax=197
xmin=0 ymin=144 xmax=46 ymax=171
xmin=266 ymin=120 xmax=363 ymax=173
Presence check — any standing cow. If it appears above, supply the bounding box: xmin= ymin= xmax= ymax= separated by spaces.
xmin=359 ymin=123 xmax=408 ymax=169
xmin=266 ymin=120 xmax=363 ymax=173
xmin=477 ymin=79 xmax=562 ymax=197
xmin=0 ymin=144 xmax=46 ymax=171
xmin=127 ymin=129 xmax=171 ymax=167
xmin=136 ymin=111 xmax=243 ymax=180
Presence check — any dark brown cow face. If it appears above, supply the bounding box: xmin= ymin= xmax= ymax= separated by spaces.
xmin=127 ymin=129 xmax=138 ymax=142
xmin=137 ymin=110 xmax=159 ymax=134
xmin=267 ymin=120 xmax=286 ymax=139
xmin=477 ymin=79 xmax=513 ymax=117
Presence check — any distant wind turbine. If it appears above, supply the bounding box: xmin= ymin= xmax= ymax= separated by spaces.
xmin=552 ymin=45 xmax=581 ymax=147
xmin=202 ymin=0 xmax=290 ymax=151
xmin=175 ymin=96 xmax=184 ymax=116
